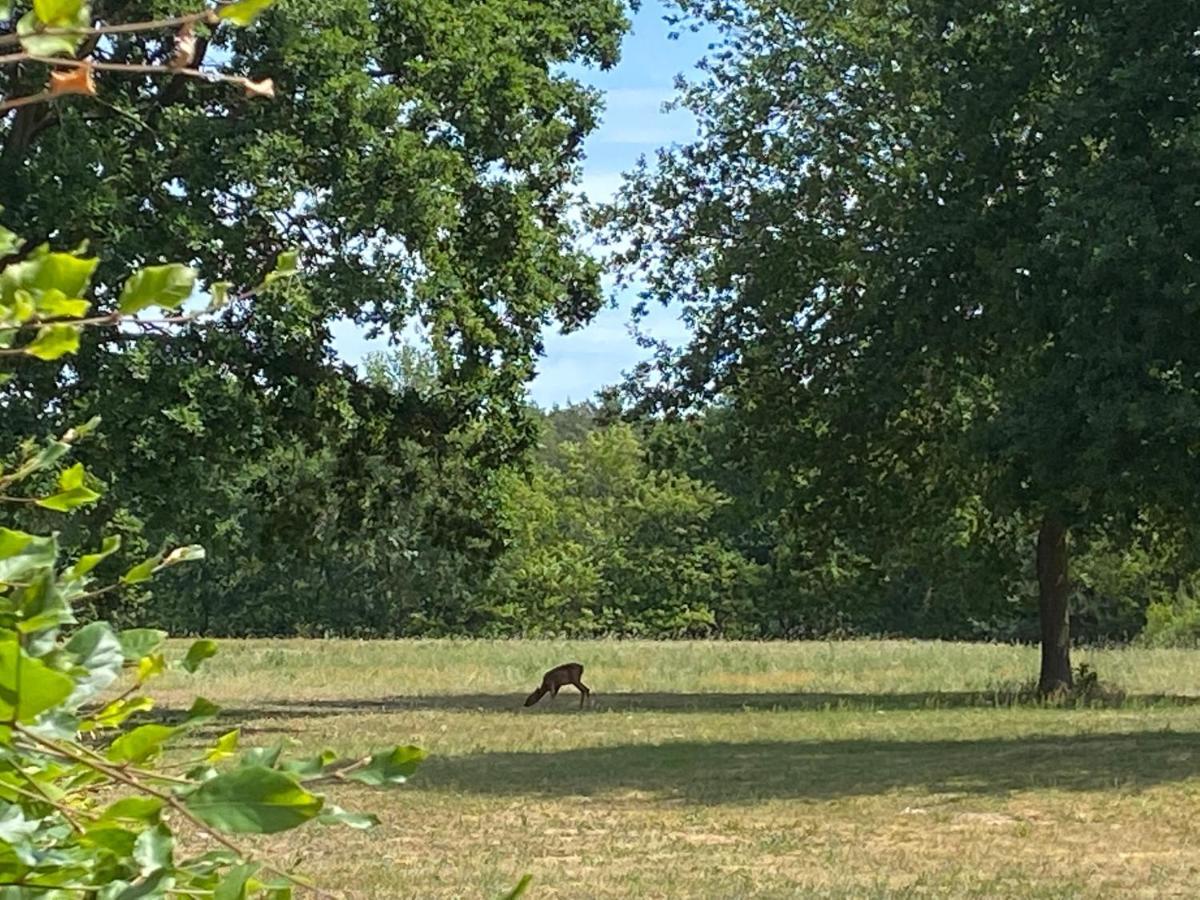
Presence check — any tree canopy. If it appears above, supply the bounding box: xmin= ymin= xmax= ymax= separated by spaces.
xmin=2 ymin=0 xmax=632 ymax=629
xmin=604 ymin=0 xmax=1200 ymax=689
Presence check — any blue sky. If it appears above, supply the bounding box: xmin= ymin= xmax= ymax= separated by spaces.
xmin=329 ymin=2 xmax=712 ymax=408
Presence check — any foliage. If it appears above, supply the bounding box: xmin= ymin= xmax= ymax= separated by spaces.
xmin=0 ymin=209 xmax=426 ymax=900
xmin=1138 ymin=577 xmax=1200 ymax=648
xmin=0 ymin=5 xmax=433 ymax=894
xmin=1 ymin=0 xmax=632 ymax=639
xmin=485 ymin=422 xmax=762 ymax=637
xmin=602 ymin=0 xmax=1200 ymax=686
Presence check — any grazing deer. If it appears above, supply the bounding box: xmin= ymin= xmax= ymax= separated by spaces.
xmin=524 ymin=662 xmax=590 ymax=709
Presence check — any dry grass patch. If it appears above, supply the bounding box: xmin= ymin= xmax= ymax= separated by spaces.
xmin=154 ymin=640 xmax=1200 ymax=897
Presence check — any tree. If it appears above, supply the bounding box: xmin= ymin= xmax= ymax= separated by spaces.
xmin=605 ymin=0 xmax=1200 ymax=689
xmin=2 ymin=0 xmax=631 ymax=625
xmin=487 ymin=423 xmax=760 ymax=636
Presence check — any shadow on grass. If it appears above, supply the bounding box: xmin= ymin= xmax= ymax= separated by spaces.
xmin=417 ymin=731 xmax=1200 ymax=803
xmin=202 ymin=689 xmax=1200 ymax=719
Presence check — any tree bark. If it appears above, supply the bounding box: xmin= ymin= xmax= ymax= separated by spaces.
xmin=1036 ymin=514 xmax=1072 ymax=694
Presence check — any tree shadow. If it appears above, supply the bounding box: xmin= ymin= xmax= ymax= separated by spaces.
xmin=200 ymin=689 xmax=1200 ymax=720
xmin=417 ymin=731 xmax=1200 ymax=804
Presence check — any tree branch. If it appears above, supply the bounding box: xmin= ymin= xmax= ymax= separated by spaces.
xmin=0 ymin=10 xmax=219 ymax=50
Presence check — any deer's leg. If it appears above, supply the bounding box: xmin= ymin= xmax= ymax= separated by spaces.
xmin=574 ymin=680 xmax=590 ymax=708
xmin=550 ymin=683 xmax=560 ymax=698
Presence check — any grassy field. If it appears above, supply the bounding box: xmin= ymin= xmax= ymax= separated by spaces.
xmin=153 ymin=640 xmax=1200 ymax=898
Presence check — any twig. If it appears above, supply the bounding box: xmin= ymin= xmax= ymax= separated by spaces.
xmin=14 ymin=724 xmax=335 ymax=899
xmin=2 ymin=55 xmax=272 ymax=113
xmin=0 ymin=89 xmax=56 ymax=112
xmin=74 ymin=581 xmax=127 ymax=602
xmin=14 ymin=767 xmax=93 ymax=832
xmin=300 ymin=755 xmax=372 ymax=785
xmin=0 ymin=883 xmax=93 ymax=893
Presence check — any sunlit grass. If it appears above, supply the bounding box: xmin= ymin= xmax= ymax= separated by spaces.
xmin=156 ymin=640 xmax=1200 ymax=898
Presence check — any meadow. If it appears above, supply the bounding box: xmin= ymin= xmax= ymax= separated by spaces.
xmin=155 ymin=640 xmax=1200 ymax=898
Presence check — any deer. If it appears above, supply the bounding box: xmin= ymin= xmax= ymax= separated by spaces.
xmin=524 ymin=662 xmax=590 ymax=709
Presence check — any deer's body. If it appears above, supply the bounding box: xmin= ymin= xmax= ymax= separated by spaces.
xmin=524 ymin=662 xmax=590 ymax=709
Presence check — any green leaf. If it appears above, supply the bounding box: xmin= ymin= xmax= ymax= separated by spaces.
xmin=24 ymin=323 xmax=81 ymax=360
xmin=118 ymin=263 xmax=197 ymax=314
xmin=33 ymin=0 xmax=85 ymax=26
xmin=26 ymin=706 xmax=78 ymax=739
xmin=89 ymin=695 xmax=154 ymax=729
xmin=184 ymin=766 xmax=324 ymax=834
xmin=317 ymin=804 xmax=379 ymax=830
xmin=0 ymin=805 xmax=39 ymax=844
xmin=108 ymin=868 xmax=174 ymax=899
xmin=36 ymin=483 xmax=101 ymax=511
xmin=208 ymin=281 xmax=233 ymax=312
xmin=125 ymin=827 xmax=170 ymax=873
xmin=239 ymin=743 xmax=282 ymax=769
xmin=280 ymin=748 xmax=336 ymax=777
xmin=0 ymin=249 xmax=97 ymax=303
xmin=29 ymin=437 xmax=70 ymax=469
xmin=185 ymin=696 xmax=222 ymax=727
xmin=121 ymin=553 xmax=163 ymax=585
xmin=0 ymin=529 xmax=55 ymax=585
xmin=133 ymin=823 xmax=173 ymax=875
xmin=182 ymin=638 xmax=218 ymax=673
xmin=68 ymin=535 xmax=121 ymax=579
xmin=35 ymin=289 xmax=90 ymax=319
xmin=343 ymin=745 xmax=426 ymax=786
xmin=206 ymin=728 xmax=240 ymax=763
xmin=275 ymin=249 xmax=298 ymax=274
xmin=64 ymin=620 xmax=124 ymax=703
xmin=0 ymin=222 xmax=21 ymax=257
xmin=262 ymin=249 xmax=300 ymax=287
xmin=0 ymin=528 xmax=34 ymax=558
xmin=16 ymin=571 xmax=75 ymax=633
xmin=64 ymin=415 xmax=101 ymax=441
xmin=0 ymin=640 xmax=75 ymax=722
xmin=215 ymin=862 xmax=261 ymax=900
xmin=118 ymin=627 xmax=166 ymax=661
xmin=82 ymin=825 xmax=140 ymax=860
xmin=498 ymin=875 xmax=534 ymax=900
xmin=96 ymin=796 xmax=164 ymax=824
xmin=58 ymin=461 xmax=84 ymax=490
xmin=137 ymin=653 xmax=166 ymax=682
xmin=217 ymin=0 xmax=274 ymax=27
xmin=107 ymin=723 xmax=177 ymax=764
xmin=164 ymin=544 xmax=206 ymax=566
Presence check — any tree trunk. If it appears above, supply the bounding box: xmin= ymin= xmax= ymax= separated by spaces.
xmin=1036 ymin=514 xmax=1072 ymax=694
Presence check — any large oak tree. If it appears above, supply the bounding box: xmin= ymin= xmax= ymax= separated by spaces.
xmin=2 ymin=0 xmax=629 ymax=625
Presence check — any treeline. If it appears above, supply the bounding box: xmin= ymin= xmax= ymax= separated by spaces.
xmin=5 ymin=366 xmax=1192 ymax=644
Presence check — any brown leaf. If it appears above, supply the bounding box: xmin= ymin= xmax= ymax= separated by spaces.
xmin=49 ymin=66 xmax=96 ymax=97
xmin=243 ymin=77 xmax=275 ymax=99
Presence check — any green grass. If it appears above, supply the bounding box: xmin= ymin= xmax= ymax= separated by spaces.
xmin=154 ymin=640 xmax=1200 ymax=898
